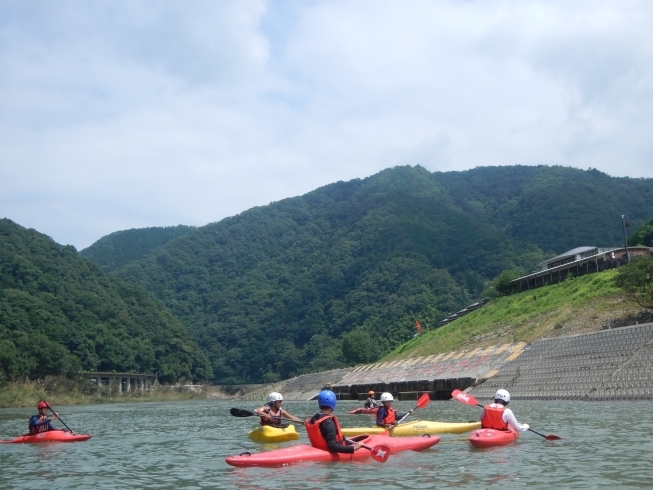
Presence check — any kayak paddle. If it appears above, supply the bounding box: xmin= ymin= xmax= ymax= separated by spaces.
xmin=230 ymin=407 xmax=302 ymax=424
xmin=450 ymin=389 xmax=561 ymax=441
xmin=344 ymin=438 xmax=391 ymax=463
xmin=41 ymin=400 xmax=75 ymax=435
xmin=391 ymin=393 xmax=430 ymax=429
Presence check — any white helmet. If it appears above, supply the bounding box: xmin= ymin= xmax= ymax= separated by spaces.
xmin=267 ymin=392 xmax=283 ymax=403
xmin=380 ymin=392 xmax=394 ymax=402
xmin=494 ymin=389 xmax=510 ymax=404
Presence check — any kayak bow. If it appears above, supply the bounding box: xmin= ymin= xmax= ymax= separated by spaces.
xmin=248 ymin=424 xmax=300 ymax=443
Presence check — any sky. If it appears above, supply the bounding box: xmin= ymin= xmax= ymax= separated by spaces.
xmin=1 ymin=1 xmax=652 ymax=249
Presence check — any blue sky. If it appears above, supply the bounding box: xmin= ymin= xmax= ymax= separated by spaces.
xmin=1 ymin=1 xmax=652 ymax=249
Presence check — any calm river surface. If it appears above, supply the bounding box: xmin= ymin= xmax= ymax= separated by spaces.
xmin=1 ymin=399 xmax=652 ymax=489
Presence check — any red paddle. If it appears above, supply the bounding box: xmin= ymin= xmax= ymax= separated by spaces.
xmin=451 ymin=389 xmax=561 ymax=441
xmin=391 ymin=393 xmax=431 ymax=428
xmin=344 ymin=438 xmax=391 ymax=463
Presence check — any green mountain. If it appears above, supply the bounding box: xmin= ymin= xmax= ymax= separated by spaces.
xmin=0 ymin=219 xmax=211 ymax=383
xmin=79 ymin=225 xmax=194 ymax=272
xmin=434 ymin=166 xmax=653 ymax=253
xmin=85 ymin=165 xmax=653 ymax=384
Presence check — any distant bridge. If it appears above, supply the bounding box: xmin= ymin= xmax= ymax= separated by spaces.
xmin=83 ymin=372 xmax=158 ymax=393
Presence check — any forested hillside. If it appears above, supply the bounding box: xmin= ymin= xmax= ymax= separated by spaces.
xmin=435 ymin=166 xmax=653 ymax=253
xmin=628 ymin=216 xmax=653 ymax=247
xmin=0 ymin=219 xmax=210 ymax=383
xmin=79 ymin=225 xmax=193 ymax=272
xmin=86 ymin=165 xmax=653 ymax=384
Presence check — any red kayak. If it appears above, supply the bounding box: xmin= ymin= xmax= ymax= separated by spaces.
xmin=348 ymin=407 xmax=379 ymax=415
xmin=1 ymin=430 xmax=92 ymax=444
xmin=226 ymin=434 xmax=440 ymax=467
xmin=469 ymin=427 xmax=519 ymax=448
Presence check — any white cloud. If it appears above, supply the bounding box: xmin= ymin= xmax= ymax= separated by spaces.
xmin=1 ymin=0 xmax=652 ymax=248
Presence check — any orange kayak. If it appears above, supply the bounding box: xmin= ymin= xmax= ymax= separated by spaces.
xmin=1 ymin=430 xmax=92 ymax=444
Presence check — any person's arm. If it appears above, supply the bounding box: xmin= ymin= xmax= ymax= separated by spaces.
xmin=503 ymin=408 xmax=529 ymax=432
xmin=376 ymin=407 xmax=387 ymax=427
xmin=30 ymin=416 xmax=50 ymax=428
xmin=280 ymin=409 xmax=302 ymax=423
xmin=29 ymin=416 xmax=55 ymax=430
xmin=319 ymin=419 xmax=357 ymax=453
xmin=254 ymin=405 xmax=269 ymax=417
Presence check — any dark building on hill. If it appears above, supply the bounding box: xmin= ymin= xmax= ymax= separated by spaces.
xmin=511 ymin=246 xmax=652 ymax=292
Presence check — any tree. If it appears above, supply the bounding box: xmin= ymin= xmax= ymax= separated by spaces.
xmin=342 ymin=329 xmax=380 ymax=364
xmin=614 ymin=255 xmax=653 ymax=310
xmin=482 ymin=269 xmax=523 ymax=297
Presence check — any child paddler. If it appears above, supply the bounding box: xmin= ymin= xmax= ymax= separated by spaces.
xmin=29 ymin=401 xmax=59 ymax=434
xmin=480 ymin=389 xmax=530 ymax=432
xmin=364 ymin=391 xmax=379 ymax=409
xmin=375 ymin=392 xmax=413 ymax=429
xmin=306 ymin=390 xmax=363 ymax=453
xmin=254 ymin=392 xmax=302 ymax=427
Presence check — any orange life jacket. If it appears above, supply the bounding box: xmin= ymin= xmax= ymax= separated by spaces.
xmin=260 ymin=406 xmax=282 ymax=426
xmin=481 ymin=404 xmax=508 ymax=430
xmin=305 ymin=414 xmax=345 ymax=450
xmin=380 ymin=407 xmax=397 ymax=425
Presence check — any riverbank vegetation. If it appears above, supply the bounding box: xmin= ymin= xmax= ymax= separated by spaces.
xmin=0 ymin=376 xmax=210 ymax=409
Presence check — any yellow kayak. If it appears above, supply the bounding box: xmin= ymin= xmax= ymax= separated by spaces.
xmin=341 ymin=420 xmax=481 ymax=437
xmin=248 ymin=424 xmax=300 ymax=443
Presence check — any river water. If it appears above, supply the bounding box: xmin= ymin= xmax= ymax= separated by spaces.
xmin=1 ymin=399 xmax=651 ymax=489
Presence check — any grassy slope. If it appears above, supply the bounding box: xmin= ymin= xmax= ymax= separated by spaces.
xmin=382 ymin=270 xmax=641 ymax=361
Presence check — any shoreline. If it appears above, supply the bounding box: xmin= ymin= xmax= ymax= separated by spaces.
xmin=0 ymin=378 xmax=233 ymax=409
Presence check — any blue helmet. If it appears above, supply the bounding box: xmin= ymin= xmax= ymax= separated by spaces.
xmin=317 ymin=390 xmax=337 ymax=410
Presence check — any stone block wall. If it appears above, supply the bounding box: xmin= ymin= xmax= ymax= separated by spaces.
xmin=470 ymin=323 xmax=653 ymax=401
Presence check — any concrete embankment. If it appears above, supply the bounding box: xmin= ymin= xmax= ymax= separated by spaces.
xmin=280 ymin=322 xmax=653 ymax=401
xmin=471 ymin=322 xmax=653 ymax=401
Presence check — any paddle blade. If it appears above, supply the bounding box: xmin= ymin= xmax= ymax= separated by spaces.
xmin=230 ymin=408 xmax=256 ymax=417
xmin=370 ymin=444 xmax=391 ymax=463
xmin=451 ymin=389 xmax=479 ymax=406
xmin=416 ymin=393 xmax=430 ymax=409
xmin=528 ymin=427 xmax=561 ymax=441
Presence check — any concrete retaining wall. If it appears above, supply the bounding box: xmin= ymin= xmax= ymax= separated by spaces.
xmin=470 ymin=323 xmax=653 ymax=401
xmin=329 ymin=343 xmax=526 ymax=401
xmin=275 ymin=322 xmax=653 ymax=402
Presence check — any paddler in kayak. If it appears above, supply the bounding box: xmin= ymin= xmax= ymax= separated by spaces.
xmin=480 ymin=389 xmax=530 ymax=432
xmin=254 ymin=392 xmax=302 ymax=427
xmin=306 ymin=390 xmax=363 ymax=453
xmin=364 ymin=391 xmax=379 ymax=409
xmin=28 ymin=401 xmax=59 ymax=434
xmin=376 ymin=392 xmax=413 ymax=429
